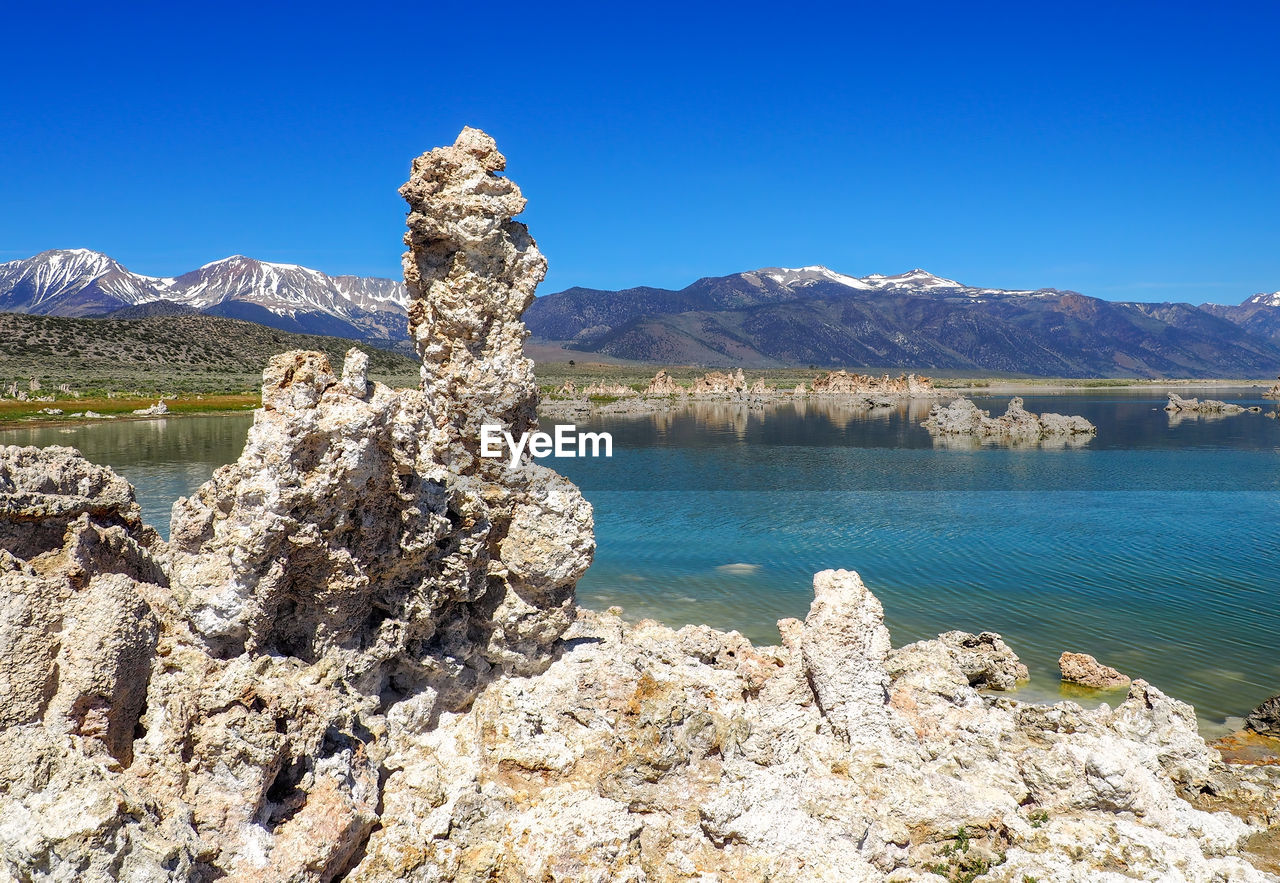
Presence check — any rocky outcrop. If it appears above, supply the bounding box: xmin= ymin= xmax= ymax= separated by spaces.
xmin=923 ymin=396 xmax=1097 ymax=444
xmin=811 ymin=370 xmax=934 ymax=396
xmin=3 ymin=129 xmax=1278 ymax=882
xmin=1266 ymin=377 xmax=1280 ymax=399
xmin=0 ymin=446 xmax=163 ymax=765
xmin=1247 ymin=695 xmax=1280 ymax=737
xmin=0 ymin=128 xmax=595 ymax=881
xmin=691 ymin=368 xmax=747 ymax=395
xmin=644 ymin=369 xmax=679 ymax=396
xmin=1060 ymin=651 xmax=1133 ymax=689
xmin=938 ymin=630 xmax=1029 ymax=690
xmin=1165 ymin=393 xmax=1247 ymax=415
xmin=131 ymin=400 xmax=168 ymax=416
xmin=344 ymin=577 xmax=1276 ymax=882
xmin=400 ymin=126 xmax=545 ymax=460
xmin=582 ymin=379 xmax=636 ymax=398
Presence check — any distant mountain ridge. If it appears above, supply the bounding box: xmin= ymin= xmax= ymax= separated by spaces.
xmin=5 ymin=251 xmax=1278 ymax=378
xmin=0 ymin=249 xmax=410 ymax=348
xmin=525 ymin=266 xmax=1280 ymax=378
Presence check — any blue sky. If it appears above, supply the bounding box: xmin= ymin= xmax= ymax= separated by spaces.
xmin=2 ymin=1 xmax=1277 ymax=303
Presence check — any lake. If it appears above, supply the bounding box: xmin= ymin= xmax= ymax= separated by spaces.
xmin=5 ymin=389 xmax=1278 ymax=733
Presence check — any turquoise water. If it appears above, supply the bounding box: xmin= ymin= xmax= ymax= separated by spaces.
xmin=554 ymin=391 xmax=1280 ymax=731
xmin=5 ymin=390 xmax=1278 ymax=730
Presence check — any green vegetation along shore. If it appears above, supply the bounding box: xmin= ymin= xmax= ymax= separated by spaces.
xmin=0 ymin=313 xmax=420 ymax=421
xmin=1 ymin=312 xmax=1273 ymax=428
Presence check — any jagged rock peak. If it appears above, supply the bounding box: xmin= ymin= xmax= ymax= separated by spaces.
xmin=400 ymin=127 xmax=546 ymax=447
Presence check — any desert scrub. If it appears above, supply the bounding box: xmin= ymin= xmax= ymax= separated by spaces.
xmin=0 ymin=312 xmax=419 ymax=398
xmin=925 ymin=827 xmax=1007 ymax=882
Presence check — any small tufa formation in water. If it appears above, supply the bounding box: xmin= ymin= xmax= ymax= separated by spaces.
xmin=922 ymin=395 xmax=1096 ymax=444
xmin=1165 ymin=392 xmax=1249 ymax=415
xmin=1059 ymin=651 xmax=1133 ymax=689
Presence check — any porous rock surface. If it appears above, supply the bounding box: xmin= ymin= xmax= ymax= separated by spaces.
xmin=1060 ymin=651 xmax=1134 ymax=689
xmin=1166 ymin=393 xmax=1247 ymax=415
xmin=923 ymin=396 xmax=1097 ymax=443
xmin=1247 ymin=695 xmax=1280 ymax=737
xmin=938 ymin=629 xmax=1030 ymax=690
xmin=1 ymin=129 xmax=1278 ymax=882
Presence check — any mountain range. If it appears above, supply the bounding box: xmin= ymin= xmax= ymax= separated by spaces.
xmin=3 ymin=250 xmax=1279 ymax=377
xmin=523 ymin=267 xmax=1280 ymax=378
xmin=0 ymin=249 xmax=410 ymax=349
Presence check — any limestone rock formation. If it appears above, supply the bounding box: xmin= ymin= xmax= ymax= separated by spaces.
xmin=923 ymin=396 xmax=1097 ymax=444
xmin=811 ymin=370 xmax=934 ymax=396
xmin=1166 ymin=393 xmax=1247 ymax=416
xmin=400 ymin=126 xmax=545 ymax=460
xmin=643 ymin=369 xmax=679 ymax=396
xmin=691 ymin=368 xmax=747 ymax=395
xmin=1265 ymin=377 xmax=1280 ymax=399
xmin=582 ymin=379 xmax=636 ymax=398
xmin=342 ymin=574 xmax=1277 ymax=882
xmin=0 ymin=128 xmax=595 ymax=882
xmin=937 ymin=629 xmax=1029 ymax=690
xmin=0 ymin=446 xmax=163 ymax=764
xmin=1247 ymin=694 xmax=1280 ymax=737
xmin=131 ymin=400 xmax=168 ymax=417
xmin=1060 ymin=651 xmax=1133 ymax=689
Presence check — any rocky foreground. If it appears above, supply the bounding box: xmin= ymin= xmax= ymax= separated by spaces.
xmin=1 ymin=128 xmax=1278 ymax=882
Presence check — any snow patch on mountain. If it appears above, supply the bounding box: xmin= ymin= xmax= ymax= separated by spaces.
xmin=0 ymin=249 xmax=410 ymax=340
xmin=1245 ymin=291 xmax=1280 ymax=308
xmin=746 ymin=265 xmax=1043 ymax=299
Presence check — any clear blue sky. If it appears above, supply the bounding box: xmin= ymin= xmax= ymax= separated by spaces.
xmin=2 ymin=1 xmax=1277 ymax=303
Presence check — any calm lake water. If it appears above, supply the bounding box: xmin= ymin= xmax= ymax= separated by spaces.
xmin=5 ymin=389 xmax=1278 ymax=732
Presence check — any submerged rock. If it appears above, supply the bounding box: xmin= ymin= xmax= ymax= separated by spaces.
xmin=1060 ymin=650 xmax=1133 ymax=689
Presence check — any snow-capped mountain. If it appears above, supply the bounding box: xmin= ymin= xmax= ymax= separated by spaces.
xmin=0 ymin=249 xmax=410 ymax=345
xmin=747 ymin=266 xmax=1043 ymax=298
xmin=1200 ymin=290 xmax=1280 ymax=345
xmin=1244 ymin=291 xmax=1280 ymax=308
xmin=525 ymin=264 xmax=1280 ymax=376
xmin=0 ymin=249 xmax=172 ymax=316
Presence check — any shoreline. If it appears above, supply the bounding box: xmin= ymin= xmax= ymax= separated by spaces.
xmin=0 ymin=396 xmax=259 ymax=430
